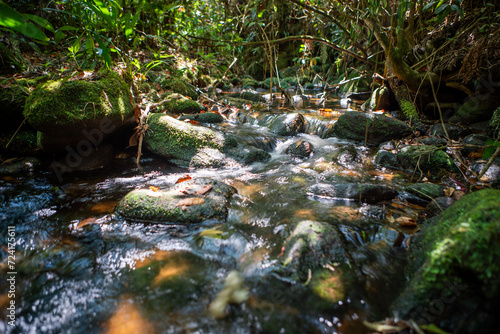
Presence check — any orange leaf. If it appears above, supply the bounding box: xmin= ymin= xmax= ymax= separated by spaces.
xmin=149 ymin=186 xmax=160 ymax=192
xmin=134 ymin=105 xmax=140 ymax=122
xmin=175 ymin=175 xmax=192 ymax=184
xmin=396 ymin=217 xmax=417 ymax=227
xmin=200 ymin=110 xmax=206 ymax=113
xmin=187 ymin=120 xmax=199 ymax=125
xmin=77 ymin=217 xmax=98 ymax=229
xmin=175 ymin=197 xmax=204 ymax=207
xmin=197 ymin=184 xmax=212 ymax=195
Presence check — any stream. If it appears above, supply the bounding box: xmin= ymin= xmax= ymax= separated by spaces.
xmin=1 ymin=93 xmax=421 ymax=334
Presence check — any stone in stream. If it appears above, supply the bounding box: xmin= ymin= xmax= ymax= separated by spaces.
xmin=279 ymin=220 xmax=344 ymax=281
xmin=178 ymin=112 xmax=224 ymax=123
xmin=145 ymin=113 xmax=269 ymax=167
xmin=285 ymin=140 xmax=314 ymax=158
xmin=375 ymin=145 xmax=460 ymax=175
xmin=392 ymin=189 xmax=500 ymax=333
xmin=325 ymin=111 xmax=411 ymax=146
xmin=428 ymin=123 xmax=470 ymax=140
xmin=308 ymin=183 xmax=398 ymax=204
xmin=115 ymin=178 xmax=236 ymax=223
xmin=404 ymin=182 xmax=447 ymax=204
xmin=0 ymin=157 xmax=40 ymax=174
xmin=162 ymin=94 xmax=202 ymax=114
xmin=268 ymin=113 xmax=307 ymax=136
xmin=23 ymin=70 xmax=134 ymax=152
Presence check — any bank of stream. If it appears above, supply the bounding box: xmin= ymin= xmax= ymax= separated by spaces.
xmin=1 ymin=93 xmax=453 ymax=333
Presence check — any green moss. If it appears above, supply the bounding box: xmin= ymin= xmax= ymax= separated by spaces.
xmin=161 ymin=78 xmax=198 ymax=99
xmin=164 ymin=97 xmax=202 ymax=114
xmin=397 ymin=145 xmax=460 ymax=175
xmin=145 ymin=113 xmax=226 ymax=163
xmin=23 ymin=70 xmax=133 ymax=132
xmin=242 ymin=77 xmax=260 ymax=89
xmin=400 ymin=99 xmax=421 ymax=124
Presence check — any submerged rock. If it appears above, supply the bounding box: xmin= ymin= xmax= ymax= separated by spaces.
xmin=269 ymin=113 xmax=307 ymax=136
xmin=308 ymin=183 xmax=398 ymax=204
xmin=115 ymin=178 xmax=236 ymax=223
xmin=326 ymin=111 xmax=411 ymax=146
xmin=392 ymin=189 xmax=500 ymax=332
xmin=279 ymin=220 xmax=344 ymax=281
xmin=0 ymin=157 xmax=40 ymax=174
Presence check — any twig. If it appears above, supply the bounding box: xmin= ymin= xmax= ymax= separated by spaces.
xmin=6 ymin=119 xmax=27 ymax=148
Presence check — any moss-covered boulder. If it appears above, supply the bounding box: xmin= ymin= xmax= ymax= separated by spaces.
xmin=115 ymin=178 xmax=236 ymax=223
xmin=449 ymin=96 xmax=499 ymax=125
xmin=392 ymin=189 xmax=500 ymax=332
xmin=163 ymin=94 xmax=202 ymax=114
xmin=279 ymin=220 xmax=344 ymax=281
xmin=145 ymin=113 xmax=230 ymax=166
xmin=166 ymin=78 xmax=198 ymax=100
xmin=229 ymin=90 xmax=264 ymax=102
xmin=178 ymin=112 xmax=224 ymax=123
xmin=327 ymin=111 xmax=411 ymax=146
xmin=405 ymin=183 xmax=447 ymax=203
xmin=268 ymin=113 xmax=307 ymax=136
xmin=308 ymin=183 xmax=398 ymax=204
xmin=23 ymin=71 xmax=133 ymax=149
xmin=376 ymin=145 xmax=460 ymax=175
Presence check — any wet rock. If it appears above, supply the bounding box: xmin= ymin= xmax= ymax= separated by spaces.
xmin=280 ymin=220 xmax=344 ymax=281
xmin=461 ymin=133 xmax=490 ymax=157
xmin=226 ymin=145 xmax=271 ymax=164
xmin=377 ymin=145 xmax=460 ymax=175
xmin=268 ymin=113 xmax=307 ymax=136
xmin=308 ymin=183 xmax=398 ymax=204
xmin=115 ymin=178 xmax=236 ymax=223
xmin=326 ymin=111 xmax=411 ymax=146
xmin=392 ymin=189 xmax=500 ymax=333
xmin=178 ymin=112 xmax=224 ymax=123
xmin=449 ymin=96 xmax=499 ymax=125
xmin=330 ymin=146 xmax=357 ymax=167
xmin=0 ymin=157 xmax=40 ymax=174
xmin=405 ymin=183 xmax=446 ymax=203
xmin=229 ymin=90 xmax=264 ymax=103
xmin=285 ymin=140 xmax=313 ymax=158
xmin=470 ymin=159 xmax=500 ymax=183
xmin=291 ymin=95 xmax=310 ymax=109
xmin=424 ymin=196 xmax=456 ymax=217
xmin=23 ymin=70 xmax=134 ymax=147
xmin=145 ymin=113 xmax=229 ymax=167
xmin=428 ymin=123 xmax=470 ymax=140
xmin=417 ymin=136 xmax=447 ymax=147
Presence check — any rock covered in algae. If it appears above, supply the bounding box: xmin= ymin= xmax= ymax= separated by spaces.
xmin=115 ymin=178 xmax=236 ymax=223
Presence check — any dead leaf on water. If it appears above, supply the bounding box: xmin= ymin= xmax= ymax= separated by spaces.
xmin=77 ymin=217 xmax=98 ymax=229
xmin=196 ymin=184 xmax=212 ymax=195
xmin=175 ymin=174 xmax=192 ymax=184
xmin=175 ymin=197 xmax=204 ymax=207
xmin=149 ymin=186 xmax=160 ymax=192
xmin=104 ymin=298 xmax=155 ymax=334
xmin=91 ymin=201 xmax=118 ymax=214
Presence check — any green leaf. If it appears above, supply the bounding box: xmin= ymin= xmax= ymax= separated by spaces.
xmin=482 ymin=146 xmax=496 ymax=159
xmin=95 ymin=36 xmax=112 ymax=68
xmin=85 ymin=35 xmax=94 ymax=54
xmin=423 ymin=1 xmax=438 ymax=11
xmin=54 ymin=30 xmax=65 ymax=44
xmin=24 ymin=14 xmax=54 ymax=33
xmin=57 ymin=25 xmax=79 ymax=31
xmin=124 ymin=12 xmax=132 ymax=37
xmin=0 ymin=2 xmax=49 ymax=41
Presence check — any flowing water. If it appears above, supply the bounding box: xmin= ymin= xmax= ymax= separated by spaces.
xmin=1 ymin=94 xmax=421 ymax=333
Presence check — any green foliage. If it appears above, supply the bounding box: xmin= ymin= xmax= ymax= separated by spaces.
xmin=0 ymin=1 xmax=50 ymax=42
xmin=400 ymin=99 xmax=420 ymax=124
xmin=482 ymin=139 xmax=500 ymax=159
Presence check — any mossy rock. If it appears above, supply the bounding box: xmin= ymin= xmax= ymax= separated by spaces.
xmin=23 ymin=70 xmax=134 ymax=137
xmin=396 ymin=145 xmax=460 ymax=175
xmin=115 ymin=178 xmax=236 ymax=223
xmin=0 ymin=157 xmax=40 ymax=174
xmin=309 ymin=268 xmax=345 ymax=307
xmin=405 ymin=183 xmax=446 ymax=202
xmin=144 ymin=113 xmax=229 ymax=165
xmin=163 ymin=95 xmax=202 ymax=114
xmin=229 ymin=90 xmax=264 ymax=102
xmin=449 ymin=96 xmax=499 ymax=125
xmin=226 ymin=145 xmax=271 ymax=164
xmin=167 ymin=78 xmax=198 ymax=99
xmin=178 ymin=112 xmax=224 ymax=123
xmin=279 ymin=220 xmax=344 ymax=281
xmin=327 ymin=111 xmax=411 ymax=146
xmin=392 ymin=189 xmax=500 ymax=332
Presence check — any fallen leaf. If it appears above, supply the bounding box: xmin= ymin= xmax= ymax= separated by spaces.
xmin=197 ymin=184 xmax=212 ymax=195
xmin=134 ymin=105 xmax=140 ymax=122
xmin=149 ymin=186 xmax=160 ymax=192
xmin=187 ymin=120 xmax=199 ymax=125
xmin=444 ymin=187 xmax=455 ymax=197
xmin=452 ymin=190 xmax=466 ymax=200
xmin=91 ymin=201 xmax=118 ymax=214
xmin=175 ymin=197 xmax=204 ymax=207
xmin=175 ymin=175 xmax=192 ymax=184
xmin=295 ymin=140 xmax=303 ymax=148
xmin=77 ymin=217 xmax=98 ymax=229
xmin=128 ymin=131 xmax=139 ymax=147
